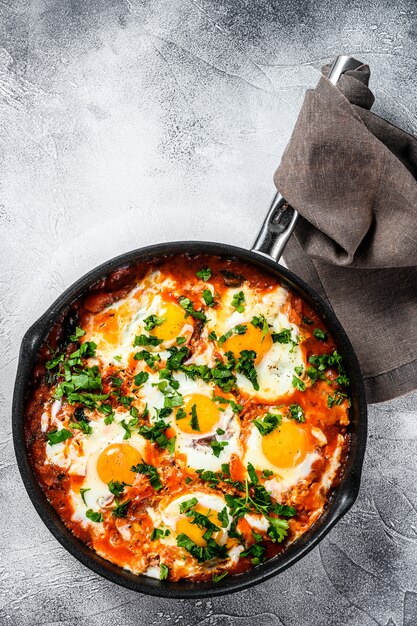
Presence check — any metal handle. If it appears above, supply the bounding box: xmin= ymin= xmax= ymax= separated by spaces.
xmin=251 ymin=54 xmax=364 ymax=263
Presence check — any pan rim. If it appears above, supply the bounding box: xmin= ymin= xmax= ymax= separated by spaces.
xmin=13 ymin=240 xmax=367 ymax=598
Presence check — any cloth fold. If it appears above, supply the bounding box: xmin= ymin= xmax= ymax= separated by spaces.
xmin=274 ymin=63 xmax=417 ymax=403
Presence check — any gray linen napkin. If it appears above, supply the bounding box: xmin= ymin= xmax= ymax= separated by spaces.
xmin=274 ymin=64 xmax=417 ymax=403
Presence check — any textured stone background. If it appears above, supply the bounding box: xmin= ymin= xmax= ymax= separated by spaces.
xmin=1 ymin=1 xmax=417 ymax=624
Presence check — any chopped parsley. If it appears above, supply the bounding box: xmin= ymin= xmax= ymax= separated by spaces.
xmin=108 ymin=481 xmax=127 ymax=497
xmin=143 ymin=314 xmax=166 ymax=331
xmin=69 ymin=420 xmax=92 ymax=435
xmin=251 ymin=315 xmax=269 ymax=341
xmin=134 ymin=350 xmax=161 ymax=370
xmin=86 ymin=509 xmax=103 ymax=523
xmin=202 ymin=289 xmax=215 ymax=307
xmin=313 ymin=328 xmax=328 ymax=341
xmin=212 ymin=571 xmax=228 ymax=583
xmin=308 ymin=351 xmax=350 ymax=387
xmin=211 ymin=358 xmax=237 ymax=393
xmin=120 ymin=418 xmax=138 ymax=440
xmin=218 ymin=324 xmax=247 ymax=345
xmin=267 ymin=516 xmax=290 ymax=543
xmin=178 ymin=296 xmax=207 ymax=323
xmin=253 ymin=412 xmax=281 ymax=436
xmin=210 ymin=439 xmax=228 ymax=458
xmin=176 ymin=533 xmax=228 ymax=563
xmin=292 ymin=375 xmax=306 ymax=391
xmin=176 ymin=407 xmax=187 ymax=421
xmin=131 ymin=462 xmax=163 ymax=491
xmin=69 ymin=326 xmax=86 ymax=342
xmin=212 ymin=395 xmax=242 ymax=414
xmin=241 ymin=540 xmax=266 ymax=565
xmin=54 ymin=357 xmax=107 ymax=409
xmin=150 ymin=527 xmax=171 ymax=541
xmin=247 ymin=462 xmax=258 ymax=484
xmin=179 ymin=497 xmax=198 ymax=513
xmin=133 ymin=334 xmax=162 ymax=347
xmin=271 ymin=328 xmax=297 ymax=346
xmin=134 ymin=371 xmax=149 ymax=387
xmin=217 ymin=507 xmax=229 ymax=528
xmin=46 ymin=428 xmax=72 ymax=445
xmin=231 ymin=291 xmax=245 ymax=313
xmin=196 ymin=267 xmax=212 ymax=281
xmin=166 ymin=346 xmax=190 ymax=371
xmin=190 ymin=404 xmax=200 ymax=431
xmin=112 ymin=499 xmax=131 ymax=518
xmin=100 ymin=403 xmax=115 ymax=425
xmin=288 ymin=404 xmax=305 ymax=422
xmin=160 ymin=563 xmax=169 ymax=580
xmin=236 ymin=350 xmax=259 ymax=390
xmin=328 ymin=391 xmax=349 ymax=408
xmin=80 ymin=487 xmax=90 ymax=505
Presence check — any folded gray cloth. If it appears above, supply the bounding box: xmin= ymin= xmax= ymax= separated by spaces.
xmin=274 ymin=64 xmax=417 ymax=403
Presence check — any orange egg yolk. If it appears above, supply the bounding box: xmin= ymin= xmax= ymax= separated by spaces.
xmin=97 ymin=443 xmax=142 ymax=484
xmin=149 ymin=302 xmax=189 ymax=341
xmin=176 ymin=504 xmax=220 ymax=547
xmin=223 ymin=323 xmax=272 ymax=364
xmin=175 ymin=394 xmax=220 ymax=435
xmin=262 ymin=421 xmax=309 ymax=469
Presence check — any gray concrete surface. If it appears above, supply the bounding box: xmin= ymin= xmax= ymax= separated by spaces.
xmin=1 ymin=1 xmax=417 ymax=624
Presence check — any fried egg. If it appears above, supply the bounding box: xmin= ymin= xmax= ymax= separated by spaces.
xmin=243 ymin=415 xmax=323 ymax=493
xmin=83 ymin=272 xmax=192 ymax=366
xmin=208 ymin=285 xmax=305 ymax=400
xmin=161 ymin=492 xmax=231 ymax=547
xmin=139 ymin=372 xmax=242 ymax=471
xmin=45 ymin=413 xmax=147 ymax=522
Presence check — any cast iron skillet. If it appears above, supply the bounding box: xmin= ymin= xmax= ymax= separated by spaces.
xmin=12 ymin=56 xmax=367 ymax=598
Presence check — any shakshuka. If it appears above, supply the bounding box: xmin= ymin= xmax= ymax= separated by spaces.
xmin=25 ymin=255 xmax=350 ymax=583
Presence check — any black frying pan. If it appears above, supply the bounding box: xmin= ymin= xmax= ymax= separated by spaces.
xmin=12 ymin=55 xmax=368 ymax=599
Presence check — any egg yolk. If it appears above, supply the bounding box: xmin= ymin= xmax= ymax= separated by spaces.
xmin=149 ymin=302 xmax=189 ymax=341
xmin=175 ymin=394 xmax=220 ymax=435
xmin=223 ymin=324 xmax=273 ymax=364
xmin=262 ymin=420 xmax=309 ymax=468
xmin=176 ymin=504 xmax=220 ymax=547
xmin=97 ymin=443 xmax=142 ymax=484
xmin=94 ymin=302 xmax=131 ymax=345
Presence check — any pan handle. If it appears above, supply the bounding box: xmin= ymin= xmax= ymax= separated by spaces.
xmin=251 ymin=54 xmax=364 ymax=263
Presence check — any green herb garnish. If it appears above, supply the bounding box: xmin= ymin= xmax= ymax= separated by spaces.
xmin=46 ymin=428 xmax=72 ymax=445
xmin=196 ymin=267 xmax=212 ymax=281
xmin=313 ymin=328 xmax=327 ymax=341
xmin=253 ymin=412 xmax=281 ymax=436
xmin=202 ymin=289 xmax=215 ymax=307
xmin=144 ymin=315 xmax=166 ymax=331
xmin=86 ymin=509 xmax=103 ymax=523
xmin=131 ymin=462 xmax=163 ymax=491
xmin=231 ymin=291 xmax=245 ymax=313
xmin=178 ymin=296 xmax=207 ymax=323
